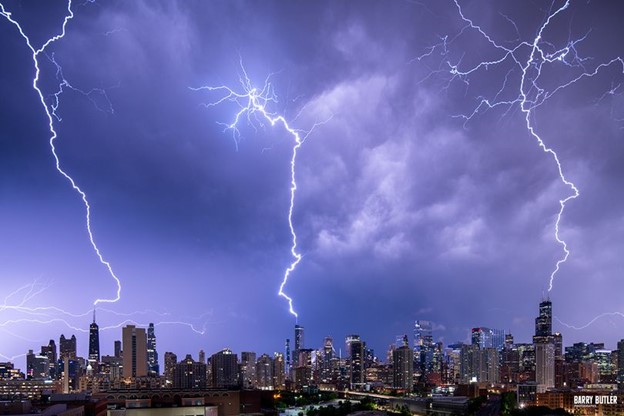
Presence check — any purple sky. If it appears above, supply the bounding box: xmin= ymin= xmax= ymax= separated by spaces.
xmin=1 ymin=0 xmax=624 ymax=371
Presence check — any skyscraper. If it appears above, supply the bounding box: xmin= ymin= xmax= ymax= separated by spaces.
xmin=414 ymin=320 xmax=434 ymax=377
xmin=293 ymin=325 xmax=304 ymax=367
xmin=320 ymin=337 xmax=334 ymax=384
xmin=348 ymin=335 xmax=364 ymax=388
xmin=40 ymin=340 xmax=57 ymax=379
xmin=393 ymin=335 xmax=413 ymax=390
xmin=59 ymin=334 xmax=76 ymax=360
xmin=273 ymin=352 xmax=285 ymax=389
xmin=174 ymin=354 xmax=207 ymax=389
xmin=285 ymin=339 xmax=291 ymax=376
xmin=147 ymin=323 xmax=159 ymax=376
xmin=211 ymin=349 xmax=238 ymax=388
xmin=256 ymin=354 xmax=273 ymax=389
xmin=533 ymin=299 xmax=553 ymax=343
xmin=164 ymin=352 xmax=177 ymax=385
xmin=88 ymin=310 xmax=100 ymax=363
xmin=533 ymin=299 xmax=554 ymax=391
xmin=471 ymin=327 xmax=505 ymax=350
xmin=122 ymin=325 xmax=147 ymax=378
xmin=114 ymin=340 xmax=122 ymax=358
xmin=617 ymin=339 xmax=624 ymax=390
xmin=240 ymin=352 xmax=257 ymax=388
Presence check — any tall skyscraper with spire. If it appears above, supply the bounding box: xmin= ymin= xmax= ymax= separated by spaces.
xmin=88 ymin=310 xmax=100 ymax=363
xmin=147 ymin=323 xmax=159 ymax=376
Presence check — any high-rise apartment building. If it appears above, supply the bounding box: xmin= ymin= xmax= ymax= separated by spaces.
xmin=211 ymin=349 xmax=238 ymax=388
xmin=240 ymin=352 xmax=257 ymax=389
xmin=393 ymin=335 xmax=413 ymax=390
xmin=256 ymin=354 xmax=273 ymax=389
xmin=174 ymin=354 xmax=207 ymax=389
xmin=122 ymin=325 xmax=147 ymax=378
xmin=164 ymin=352 xmax=177 ymax=385
xmin=273 ymin=352 xmax=285 ymax=389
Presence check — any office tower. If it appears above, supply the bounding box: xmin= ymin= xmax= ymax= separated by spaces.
xmin=164 ymin=352 xmax=177 ymax=385
xmin=414 ymin=320 xmax=434 ymax=377
xmin=40 ymin=340 xmax=57 ymax=379
xmin=122 ymin=325 xmax=147 ymax=378
xmin=471 ymin=327 xmax=505 ymax=350
xmin=478 ymin=348 xmax=499 ymax=383
xmin=294 ymin=348 xmax=314 ymax=388
xmin=393 ymin=335 xmax=413 ymax=390
xmin=89 ymin=310 xmax=100 ymax=363
xmin=199 ymin=350 xmax=206 ymax=364
xmin=617 ymin=340 xmax=624 ymax=390
xmin=553 ymin=333 xmax=564 ymax=387
xmin=240 ymin=352 xmax=257 ymax=388
xmin=59 ymin=334 xmax=76 ymax=360
xmin=536 ymin=342 xmax=555 ymax=389
xmin=460 ymin=344 xmax=480 ymax=383
xmin=348 ymin=335 xmax=364 ymax=387
xmin=320 ymin=337 xmax=334 ymax=384
xmin=147 ymin=323 xmax=159 ymax=376
xmin=505 ymin=333 xmax=514 ymax=349
xmin=26 ymin=350 xmax=49 ymax=379
xmin=285 ymin=339 xmax=291 ymax=375
xmin=256 ymin=354 xmax=273 ymax=389
xmin=114 ymin=340 xmax=122 ymax=358
xmin=533 ymin=299 xmax=552 ymax=343
xmin=211 ymin=349 xmax=238 ymax=388
xmin=174 ymin=354 xmax=207 ymax=389
xmin=273 ymin=352 xmax=285 ymax=389
xmin=293 ymin=325 xmax=304 ymax=367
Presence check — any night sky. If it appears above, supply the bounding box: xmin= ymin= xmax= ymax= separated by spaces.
xmin=1 ymin=0 xmax=624 ymax=371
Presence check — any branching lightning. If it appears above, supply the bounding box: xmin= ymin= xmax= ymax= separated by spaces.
xmin=437 ymin=0 xmax=624 ymax=292
xmin=191 ymin=60 xmax=330 ymax=320
xmin=0 ymin=0 xmax=121 ymax=305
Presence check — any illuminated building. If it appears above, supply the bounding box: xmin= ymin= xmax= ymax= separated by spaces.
xmin=40 ymin=340 xmax=57 ymax=379
xmin=59 ymin=334 xmax=76 ymax=360
xmin=293 ymin=325 xmax=304 ymax=367
xmin=239 ymin=352 xmax=257 ymax=389
xmin=89 ymin=310 xmax=100 ymax=364
xmin=211 ymin=349 xmax=238 ymax=388
xmin=347 ymin=335 xmax=364 ymax=388
xmin=616 ymin=339 xmax=624 ymax=391
xmin=122 ymin=325 xmax=148 ymax=378
xmin=535 ymin=342 xmax=555 ymax=390
xmin=164 ymin=352 xmax=177 ymax=385
xmin=414 ymin=320 xmax=434 ymax=378
xmin=533 ymin=299 xmax=552 ymax=344
xmin=320 ymin=337 xmax=334 ymax=384
xmin=393 ymin=335 xmax=413 ymax=390
xmin=272 ymin=352 xmax=285 ymax=389
xmin=174 ymin=354 xmax=207 ymax=389
xmin=114 ymin=340 xmax=122 ymax=358
xmin=147 ymin=323 xmax=159 ymax=376
xmin=26 ymin=350 xmax=49 ymax=380
xmin=471 ymin=327 xmax=505 ymax=350
xmin=256 ymin=354 xmax=273 ymax=389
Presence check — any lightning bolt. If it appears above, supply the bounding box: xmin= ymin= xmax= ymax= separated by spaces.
xmin=0 ymin=0 xmax=121 ymax=306
xmin=435 ymin=0 xmax=624 ymax=292
xmin=191 ymin=60 xmax=330 ymax=319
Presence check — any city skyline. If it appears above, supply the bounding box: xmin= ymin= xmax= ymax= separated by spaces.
xmin=2 ymin=0 xmax=624 ymax=371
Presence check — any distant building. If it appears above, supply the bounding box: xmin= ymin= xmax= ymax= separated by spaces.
xmin=211 ymin=349 xmax=238 ymax=388
xmin=272 ymin=352 xmax=285 ymax=389
xmin=393 ymin=335 xmax=413 ymax=390
xmin=240 ymin=352 xmax=257 ymax=389
xmin=26 ymin=350 xmax=49 ymax=379
xmin=89 ymin=311 xmax=100 ymax=364
xmin=293 ymin=325 xmax=304 ymax=367
xmin=256 ymin=354 xmax=273 ymax=389
xmin=347 ymin=335 xmax=364 ymax=388
xmin=174 ymin=354 xmax=207 ymax=389
xmin=147 ymin=323 xmax=159 ymax=376
xmin=40 ymin=340 xmax=57 ymax=379
xmin=164 ymin=352 xmax=177 ymax=385
xmin=414 ymin=320 xmax=434 ymax=378
xmin=114 ymin=340 xmax=122 ymax=358
xmin=618 ymin=340 xmax=624 ymax=390
xmin=122 ymin=325 xmax=147 ymax=378
xmin=471 ymin=327 xmax=505 ymax=350
xmin=59 ymin=335 xmax=77 ymax=360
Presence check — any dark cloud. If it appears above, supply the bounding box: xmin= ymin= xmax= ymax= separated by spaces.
xmin=1 ymin=0 xmax=624 ymax=368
